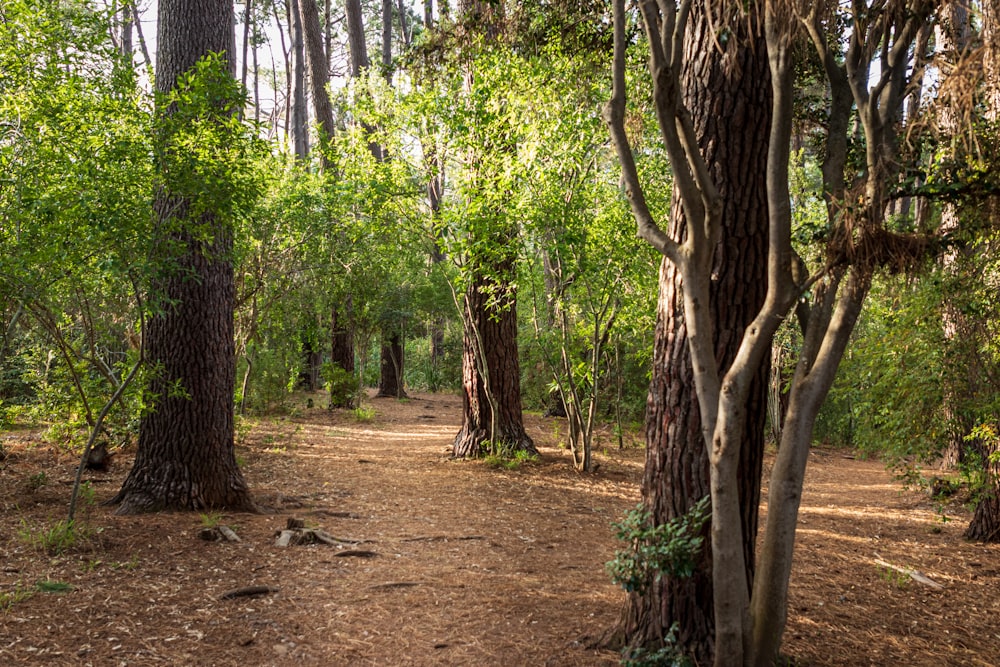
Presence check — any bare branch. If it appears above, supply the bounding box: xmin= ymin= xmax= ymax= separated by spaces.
xmin=603 ymin=0 xmax=679 ymax=261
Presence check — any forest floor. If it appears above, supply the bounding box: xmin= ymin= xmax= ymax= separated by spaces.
xmin=0 ymin=390 xmax=998 ymax=666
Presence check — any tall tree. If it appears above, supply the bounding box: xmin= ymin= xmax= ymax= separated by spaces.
xmin=451 ymin=0 xmax=534 ymax=457
xmin=112 ymin=0 xmax=255 ymax=513
xmin=606 ymin=0 xmax=936 ymax=663
xmin=610 ymin=2 xmax=771 ymax=662
xmin=289 ymin=0 xmax=310 ymax=159
xmin=298 ymin=0 xmax=355 ymax=389
xmin=966 ymin=0 xmax=1000 ymax=542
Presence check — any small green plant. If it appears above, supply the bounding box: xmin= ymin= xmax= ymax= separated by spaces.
xmin=25 ymin=471 xmax=48 ymax=491
xmin=199 ymin=511 xmax=223 ymax=528
xmin=18 ymin=519 xmax=88 ymax=555
xmin=606 ymin=496 xmax=711 ymax=595
xmin=484 ymin=448 xmax=538 ymax=470
xmin=35 ymin=580 xmax=73 ymax=593
xmin=876 ymin=564 xmax=911 ymax=589
xmin=78 ymin=481 xmax=96 ymax=508
xmin=0 ymin=585 xmax=34 ymax=612
xmin=110 ymin=555 xmax=140 ymax=571
xmin=352 ymin=406 xmax=376 ymax=423
xmin=621 ymin=623 xmax=692 ymax=667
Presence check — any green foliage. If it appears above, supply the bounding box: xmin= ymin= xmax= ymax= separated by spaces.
xmin=483 ymin=448 xmax=538 ymax=470
xmin=607 ymin=497 xmax=711 ymax=595
xmin=25 ymin=471 xmax=48 ymax=492
xmin=620 ymin=624 xmax=692 ymax=667
xmin=35 ymin=580 xmax=73 ymax=593
xmin=0 ymin=585 xmax=34 ymax=612
xmin=351 ymin=406 xmax=376 ymax=423
xmin=18 ymin=519 xmax=89 ymax=555
xmin=876 ymin=565 xmax=911 ymax=590
xmin=322 ymin=363 xmax=360 ymax=409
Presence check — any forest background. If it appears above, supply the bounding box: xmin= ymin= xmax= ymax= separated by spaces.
xmin=2 ymin=0 xmax=1000 ymax=665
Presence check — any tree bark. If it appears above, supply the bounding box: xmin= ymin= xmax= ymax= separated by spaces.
xmin=614 ymin=4 xmax=770 ymax=662
xmin=966 ymin=0 xmax=1000 ymax=543
xmin=112 ymin=0 xmax=254 ymax=514
xmin=345 ymin=0 xmax=370 ymax=76
xmin=453 ymin=256 xmax=535 ymax=457
xmin=375 ymin=330 xmax=407 ymax=398
xmin=289 ymin=0 xmax=309 ymax=159
xmin=451 ymin=0 xmax=531 ymax=458
xmin=300 ymin=0 xmax=355 ymax=389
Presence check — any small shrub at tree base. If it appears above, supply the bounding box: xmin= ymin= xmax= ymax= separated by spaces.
xmin=322 ymin=363 xmax=359 ymax=409
xmin=483 ymin=448 xmax=538 ymax=470
xmin=621 ymin=623 xmax=692 ymax=667
xmin=606 ymin=496 xmax=710 ymax=595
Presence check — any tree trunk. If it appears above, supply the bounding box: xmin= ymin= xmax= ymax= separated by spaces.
xmin=614 ymin=4 xmax=770 ymax=662
xmin=453 ymin=261 xmax=535 ymax=457
xmin=289 ymin=0 xmax=309 ymax=159
xmin=375 ymin=330 xmax=407 ymax=398
xmin=966 ymin=0 xmax=1000 ymax=543
xmin=111 ymin=0 xmax=254 ymax=515
xmin=345 ymin=0 xmax=370 ymax=76
xmin=451 ymin=0 xmax=530 ymax=458
xmin=300 ymin=0 xmax=355 ymax=389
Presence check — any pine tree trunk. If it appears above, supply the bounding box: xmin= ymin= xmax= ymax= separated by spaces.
xmin=614 ymin=5 xmax=770 ymax=662
xmin=966 ymin=0 xmax=1000 ymax=543
xmin=453 ymin=257 xmax=534 ymax=457
xmin=112 ymin=0 xmax=254 ymax=515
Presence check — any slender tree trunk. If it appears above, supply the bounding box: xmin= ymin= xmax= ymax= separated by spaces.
xmin=289 ymin=0 xmax=309 ymax=159
xmin=111 ymin=0 xmax=254 ymax=515
xmin=613 ymin=4 xmax=770 ymax=662
xmin=121 ymin=1 xmax=133 ymax=60
xmin=345 ymin=0 xmax=370 ymax=75
xmin=129 ymin=0 xmax=153 ymax=71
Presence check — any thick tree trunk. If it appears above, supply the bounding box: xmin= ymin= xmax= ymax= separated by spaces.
xmin=966 ymin=0 xmax=1000 ymax=542
xmin=112 ymin=0 xmax=254 ymax=514
xmin=453 ymin=258 xmax=534 ymax=457
xmin=375 ymin=331 xmax=406 ymax=398
xmin=614 ymin=5 xmax=770 ymax=662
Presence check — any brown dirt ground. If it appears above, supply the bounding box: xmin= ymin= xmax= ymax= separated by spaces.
xmin=0 ymin=391 xmax=998 ymax=666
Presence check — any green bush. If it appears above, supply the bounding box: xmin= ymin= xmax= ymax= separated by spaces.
xmin=322 ymin=363 xmax=359 ymax=409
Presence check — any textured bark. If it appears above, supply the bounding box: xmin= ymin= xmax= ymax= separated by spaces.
xmin=375 ymin=331 xmax=407 ymax=398
xmin=300 ymin=0 xmax=355 ymax=385
xmin=112 ymin=0 xmax=254 ymax=515
xmin=616 ymin=5 xmax=770 ymax=663
xmin=345 ymin=0 xmax=370 ymax=76
xmin=451 ymin=0 xmax=529 ymax=458
xmin=289 ymin=0 xmax=309 ymax=159
xmin=966 ymin=0 xmax=1000 ymax=543
xmin=453 ymin=256 xmax=535 ymax=457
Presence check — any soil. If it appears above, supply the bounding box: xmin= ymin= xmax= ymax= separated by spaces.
xmin=0 ymin=391 xmax=998 ymax=666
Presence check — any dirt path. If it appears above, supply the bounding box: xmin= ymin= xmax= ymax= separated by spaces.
xmin=0 ymin=392 xmax=998 ymax=666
